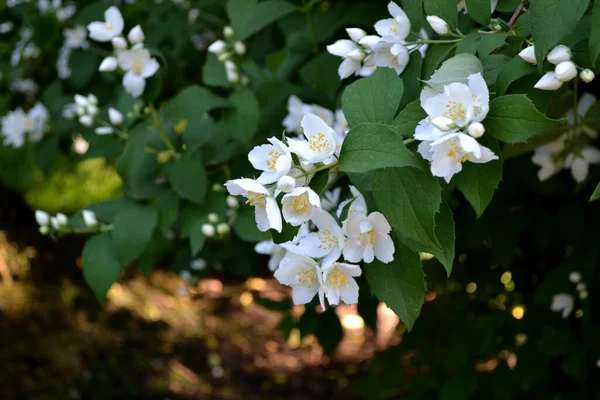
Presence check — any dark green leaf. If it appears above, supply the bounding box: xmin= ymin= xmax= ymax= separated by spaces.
xmin=399 ymin=50 xmax=424 ymax=109
xmin=391 ymin=100 xmax=427 ymax=137
xmin=590 ymin=182 xmax=600 ymax=201
xmin=422 ymin=44 xmax=455 ymax=81
xmin=591 ymin=0 xmax=600 ymax=69
xmin=83 ymin=233 xmax=121 ymax=305
xmin=167 ymin=154 xmax=207 ymax=205
xmin=227 ymin=0 xmax=298 ymax=41
xmin=156 ymin=191 xmax=180 ymax=236
xmin=495 ymin=56 xmax=537 ymax=95
xmin=203 ymin=54 xmax=229 ymax=88
xmin=425 ymin=53 xmax=483 ymax=92
xmin=424 ymin=0 xmax=458 ymax=28
xmin=223 ymin=88 xmax=260 ymax=146
xmin=235 ymin=205 xmax=270 ymax=242
xmin=466 ymin=0 xmax=492 ymax=25
xmin=112 ymin=204 xmax=159 ymax=266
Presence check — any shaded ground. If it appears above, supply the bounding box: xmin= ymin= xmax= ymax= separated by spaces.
xmin=0 ymin=189 xmax=399 ymax=400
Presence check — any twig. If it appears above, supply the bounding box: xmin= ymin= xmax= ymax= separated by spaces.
xmin=508 ymin=0 xmax=528 ymax=28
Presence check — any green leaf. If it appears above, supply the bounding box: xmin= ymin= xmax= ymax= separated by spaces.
xmin=422 ymin=44 xmax=455 ymax=81
xmin=590 ymin=0 xmax=600 ymax=69
xmin=83 ymin=233 xmax=121 ymax=305
xmin=432 ymin=202 xmax=455 ymax=276
xmin=203 ymin=54 xmax=229 ymax=88
xmin=424 ymin=0 xmax=458 ymax=28
xmin=399 ymin=50 xmax=424 ymax=109
xmin=167 ymin=154 xmax=207 ymax=205
xmin=531 ymin=0 xmax=590 ymax=67
xmin=502 ymin=125 xmax=568 ymax=159
xmin=271 ymin=222 xmax=300 ymax=244
xmin=366 ymin=242 xmax=426 ymax=331
xmin=466 ymin=0 xmax=492 ymax=25
xmin=486 ymin=95 xmax=565 ymax=143
xmin=372 ymin=166 xmax=442 ymax=252
xmin=112 ymin=204 xmax=159 ymax=266
xmin=234 ymin=205 xmax=270 ymax=242
xmin=189 ymin=219 xmax=207 ymax=256
xmin=453 ymin=135 xmax=502 ymax=217
xmin=456 ymin=32 xmax=508 ymax=56
xmin=391 ymin=100 xmax=427 ymax=137
xmin=339 ymin=123 xmax=422 ymax=173
xmin=590 ymin=182 xmax=600 ymax=201
xmin=227 ymin=0 xmax=297 ymax=41
xmin=223 ymin=88 xmax=260 ymax=146
xmin=342 ymin=68 xmax=404 ymax=127
xmin=481 ymin=54 xmax=510 ymax=87
xmin=316 ymin=308 xmax=344 ymax=355
xmin=425 ymin=53 xmax=483 ymax=92
xmin=308 ymin=169 xmax=330 ymax=194
xmin=156 ymin=191 xmax=180 ymax=236
xmin=401 ymin=0 xmax=424 ymax=29
xmin=69 ymin=50 xmax=98 ymax=88
xmin=495 ymin=56 xmax=537 ymax=95
xmin=300 ymin=53 xmax=341 ymax=101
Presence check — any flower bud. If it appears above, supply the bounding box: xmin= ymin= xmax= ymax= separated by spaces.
xmin=467 ymin=122 xmax=485 ymax=138
xmin=76 ymin=105 xmax=86 ymax=116
xmin=223 ymin=26 xmax=234 ymax=39
xmin=277 ymin=176 xmax=296 ymax=193
xmin=216 ymin=223 xmax=230 ymax=236
xmin=99 ymin=56 xmax=118 ymax=72
xmin=426 ymin=16 xmax=450 ymax=35
xmin=347 ymin=49 xmax=366 ymax=62
xmin=346 ymin=27 xmax=367 ymax=42
xmin=212 ymin=183 xmax=223 ymax=192
xmin=79 ymin=115 xmax=93 ymax=127
xmin=127 ymin=25 xmax=145 ymax=44
xmin=95 ymin=127 xmax=114 ymax=135
xmin=534 ymin=72 xmax=563 ymax=91
xmin=226 ymin=195 xmax=239 ymax=208
xmin=234 ymin=41 xmax=246 ymax=55
xmin=82 ymin=210 xmax=98 ymax=227
xmin=208 ymin=213 xmax=220 ymax=224
xmin=87 ymin=104 xmax=99 ymax=117
xmin=208 ymin=40 xmax=226 ymax=55
xmin=569 ymin=271 xmax=582 ymax=283
xmin=87 ymin=94 xmax=98 ymax=105
xmin=74 ymin=94 xmax=88 ymax=106
xmin=190 ymin=258 xmax=206 ymax=270
xmin=111 ymin=36 xmax=128 ymax=50
xmin=217 ymin=52 xmax=232 ymax=62
xmin=580 ymin=69 xmax=595 ymax=83
xmin=555 ymin=61 xmax=577 ymax=82
xmin=431 ymin=116 xmax=455 ymax=131
xmin=35 ymin=210 xmax=50 ymax=226
xmin=576 ymin=282 xmax=587 ymax=292
xmin=108 ymin=107 xmax=124 ymax=125
xmin=56 ymin=213 xmax=68 ymax=226
xmin=202 ymin=224 xmax=216 ymax=237
xmin=579 ymin=291 xmax=588 ymax=300
xmin=547 ymin=45 xmax=571 ymax=65
xmin=518 ymin=45 xmax=536 ymax=64
xmin=39 ymin=225 xmax=49 ymax=235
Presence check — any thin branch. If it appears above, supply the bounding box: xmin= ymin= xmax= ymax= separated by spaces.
xmin=508 ymin=0 xmax=528 ymax=28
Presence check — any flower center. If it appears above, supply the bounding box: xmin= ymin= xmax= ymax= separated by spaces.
xmin=132 ymin=59 xmax=144 ymax=75
xmin=359 ymin=229 xmax=378 ymax=246
xmin=247 ymin=191 xmax=267 ymax=208
xmin=317 ymin=229 xmax=337 ymax=250
xmin=296 ymin=267 xmax=317 ymax=286
xmin=443 ymin=101 xmax=466 ymax=122
xmin=446 ymin=140 xmax=471 ymax=163
xmin=386 ymin=51 xmax=400 ymax=68
xmin=24 ymin=118 xmax=33 ymax=129
xmin=265 ymin=150 xmax=282 ymax=171
xmin=290 ymin=192 xmax=310 ymax=215
xmin=329 ymin=270 xmax=349 ymax=289
xmin=388 ymin=20 xmax=399 ymax=36
xmin=104 ymin=22 xmax=113 ymax=31
xmin=308 ymin=132 xmax=331 ymax=153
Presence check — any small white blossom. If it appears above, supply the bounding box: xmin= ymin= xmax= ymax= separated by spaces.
xmin=555 ymin=61 xmax=577 ymax=82
xmin=108 ymin=108 xmax=124 ymax=125
xmin=202 ymin=224 xmax=216 ymax=237
xmin=580 ymin=69 xmax=595 ymax=83
xmin=534 ymin=72 xmax=563 ymax=91
xmin=225 ymin=178 xmax=282 ymax=232
xmin=35 ymin=210 xmax=50 ymax=226
xmin=532 ymin=136 xmax=566 ymax=181
xmin=518 ymin=45 xmax=536 ymax=64
xmin=321 ymin=262 xmax=361 ymax=306
xmin=274 ymin=253 xmax=323 ymax=305
xmin=56 ymin=213 xmax=68 ymax=226
xmin=426 ymin=16 xmax=450 ymax=35
xmin=564 ymin=145 xmax=600 ymax=182
xmin=287 ymin=113 xmax=337 ymax=163
xmin=374 ymin=1 xmax=410 ymax=43
xmin=82 ymin=210 xmax=98 ymax=227
xmin=568 ymin=271 xmax=582 ymax=283
xmin=247 ymin=137 xmax=293 ymax=184
xmin=127 ymin=25 xmax=145 ymax=44
xmin=282 ymin=96 xmax=334 ymax=135
xmin=99 ymin=56 xmax=118 ymax=72
xmin=547 ymin=45 xmax=571 ymax=65
xmin=281 ymin=187 xmax=321 ymax=226
xmin=87 ymin=6 xmax=124 ymax=42
xmin=550 ymin=293 xmax=574 ymax=319
xmin=343 ymin=211 xmax=395 ymax=263
xmin=117 ymin=47 xmax=160 ymax=97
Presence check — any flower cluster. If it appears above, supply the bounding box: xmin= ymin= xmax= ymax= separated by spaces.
xmin=226 ymin=113 xmax=395 ymax=308
xmin=415 ymin=72 xmax=499 ymax=182
xmin=87 ymin=6 xmax=159 ymax=98
xmin=36 ymin=209 xmax=99 ymax=236
xmin=520 ymin=45 xmax=595 ymax=90
xmin=207 ymin=26 xmax=248 ymax=85
xmin=70 ymin=93 xmax=125 ymax=137
xmin=11 ymin=28 xmax=39 ymax=67
xmin=550 ymin=270 xmax=589 ymax=319
xmin=1 ymin=102 xmax=48 ymax=148
xmin=532 ymin=93 xmax=600 ymax=183
xmin=201 ymin=213 xmax=231 ymax=239
xmin=57 ymin=26 xmax=89 ymax=80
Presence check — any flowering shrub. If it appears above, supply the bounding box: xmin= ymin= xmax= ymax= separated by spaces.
xmin=3 ymin=0 xmax=600 ymax=396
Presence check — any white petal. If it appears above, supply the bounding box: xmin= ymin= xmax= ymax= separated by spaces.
xmin=265 ymin=196 xmax=282 ymax=232
xmin=339 ymin=278 xmax=360 ymax=304
xmin=374 ymin=234 xmax=395 ymax=263
xmin=338 ymin=57 xmax=360 ymax=79
xmin=582 ymin=146 xmax=600 ymax=163
xmin=104 ymin=6 xmax=124 ymax=37
xmin=87 ymin=22 xmax=112 ymax=42
xmin=571 ymin=158 xmax=589 ymax=182
xmin=122 ymin=72 xmax=146 ymax=97
xmin=326 ymin=39 xmax=358 ymax=57
xmin=292 ymin=284 xmax=319 ymax=304
xmin=141 ymin=58 xmax=160 ymax=78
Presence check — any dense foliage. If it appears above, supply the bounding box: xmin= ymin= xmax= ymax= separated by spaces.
xmin=2 ymin=0 xmax=600 ymax=397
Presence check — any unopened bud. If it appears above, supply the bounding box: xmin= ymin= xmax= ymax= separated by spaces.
xmin=99 ymin=56 xmax=118 ymax=72
xmin=226 ymin=195 xmax=239 ymax=208
xmin=108 ymin=107 xmax=123 ymax=125
xmin=431 ymin=116 xmax=455 ymax=131
xmin=202 ymin=224 xmax=216 ymax=237
xmin=580 ymin=69 xmax=595 ymax=83
xmin=277 ymin=176 xmax=296 ymax=193
xmin=576 ymin=282 xmax=587 ymax=292
xmin=79 ymin=115 xmax=93 ymax=127
xmin=347 ymin=49 xmax=366 ymax=62
xmin=39 ymin=225 xmax=49 ymax=235
xmin=74 ymin=94 xmax=88 ymax=106
xmin=579 ymin=291 xmax=589 ymax=300
xmin=346 ymin=28 xmax=367 ymax=42
xmin=217 ymin=52 xmax=232 ymax=62
xmin=223 ymin=26 xmax=234 ymax=39
xmin=534 ymin=72 xmax=563 ymax=91
xmin=82 ymin=210 xmax=98 ymax=227
xmin=127 ymin=25 xmax=145 ymax=45
xmin=56 ymin=213 xmax=68 ymax=226
xmin=569 ymin=271 xmax=582 ymax=283
xmin=518 ymin=45 xmax=536 ymax=64
xmin=547 ymin=45 xmax=571 ymax=65
xmin=555 ymin=61 xmax=577 ymax=82
xmin=426 ymin=15 xmax=450 ymax=35
xmin=35 ymin=210 xmax=50 ymax=226
xmin=467 ymin=122 xmax=485 ymax=138
xmin=234 ymin=41 xmax=246 ymax=55
xmin=216 ymin=223 xmax=230 ymax=236
xmin=111 ymin=36 xmax=127 ymax=50
xmin=87 ymin=104 xmax=99 ymax=117
xmin=208 ymin=40 xmax=226 ymax=55
xmin=208 ymin=213 xmax=220 ymax=224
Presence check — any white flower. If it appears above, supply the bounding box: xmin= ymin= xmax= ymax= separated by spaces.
xmin=555 ymin=61 xmax=577 ymax=82
xmin=79 ymin=115 xmax=93 ymax=127
xmin=547 ymin=45 xmax=571 ymax=65
xmin=322 ymin=187 xmax=342 ymax=211
xmin=35 ymin=210 xmax=50 ymax=226
xmin=534 ymin=72 xmax=563 ymax=91
xmin=550 ymin=293 xmax=574 ymax=319
xmin=532 ymin=136 xmax=566 ymax=181
xmin=580 ymin=69 xmax=595 ymax=83
xmin=418 ymin=132 xmax=498 ymax=182
xmin=64 ymin=26 xmax=89 ymax=49
xmin=190 ymin=258 xmax=207 ymax=271
xmin=26 ymin=102 xmax=48 ymax=142
xmin=127 ymin=25 xmax=145 ymax=44
xmin=327 ymin=29 xmax=382 ymax=79
xmin=343 ymin=211 xmax=395 ymax=263
xmin=564 ymin=145 xmax=600 ymax=183
xmin=201 ymin=224 xmax=215 ymax=237
xmin=55 ymin=213 xmax=68 ymax=226
xmin=518 ymin=45 xmax=536 ymax=64
xmin=216 ymin=223 xmax=230 ymax=236
xmin=426 ymin=16 xmax=450 ymax=35
xmin=336 ymin=185 xmax=368 ymax=219
xmin=108 ymin=107 xmax=124 ymax=125
xmin=1 ymin=108 xmax=28 ymax=147
xmin=95 ymin=127 xmax=114 ymax=135
xmin=234 ymin=41 xmax=246 ymax=55
xmin=321 ymin=262 xmax=361 ymax=306
xmin=87 ymin=6 xmax=124 ymax=42
xmin=281 ymin=187 xmax=321 ymax=226
xmin=277 ymin=176 xmax=296 ymax=193
xmin=117 ymin=47 xmax=160 ymax=97
xmin=569 ymin=271 xmax=582 ymax=283
xmin=287 ymin=113 xmax=337 ymax=163
xmin=82 ymin=210 xmax=98 ymax=227
xmin=283 ymin=208 xmax=345 ymax=266
xmin=255 ymin=240 xmax=286 ymax=271
xmin=274 ymin=253 xmax=323 ymax=305
xmin=370 ymin=40 xmax=410 ymax=75
xmin=247 ymin=137 xmax=293 ymax=184
xmin=208 ymin=40 xmax=226 ymax=55
xmin=99 ymin=56 xmax=118 ymax=72
xmin=225 ymin=178 xmax=282 ymax=232
xmin=112 ymin=36 xmax=127 ymax=50
xmin=374 ymin=1 xmax=410 ymax=43
xmin=282 ymin=96 xmax=335 ymax=135
xmin=226 ymin=195 xmax=239 ymax=208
